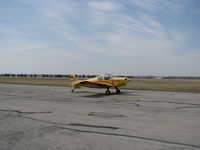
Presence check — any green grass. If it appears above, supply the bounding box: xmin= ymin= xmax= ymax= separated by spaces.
xmin=0 ymin=77 xmax=71 ymax=86
xmin=0 ymin=77 xmax=200 ymax=93
xmin=125 ymin=79 xmax=200 ymax=93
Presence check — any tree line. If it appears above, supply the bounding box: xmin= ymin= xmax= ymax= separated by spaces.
xmin=0 ymin=74 xmax=200 ymax=79
xmin=0 ymin=74 xmax=96 ymax=78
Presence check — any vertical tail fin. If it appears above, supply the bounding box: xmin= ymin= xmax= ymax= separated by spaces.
xmin=69 ymin=74 xmax=79 ymax=89
xmin=69 ymin=74 xmax=78 ymax=82
xmin=69 ymin=75 xmax=80 ymax=90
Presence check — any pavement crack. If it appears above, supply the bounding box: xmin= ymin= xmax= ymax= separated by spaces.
xmin=19 ymin=115 xmax=118 ymax=130
xmin=136 ymin=100 xmax=200 ymax=106
xmin=68 ymin=123 xmax=119 ymax=130
xmin=0 ymin=109 xmax=52 ymax=114
xmin=131 ymin=100 xmax=200 ymax=110
xmin=88 ymin=112 xmax=126 ymax=118
xmin=17 ymin=115 xmax=200 ymax=149
xmin=175 ymin=106 xmax=200 ymax=109
xmin=55 ymin=126 xmax=200 ymax=149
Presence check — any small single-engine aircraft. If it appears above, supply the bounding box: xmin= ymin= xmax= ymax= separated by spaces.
xmin=70 ymin=74 xmax=131 ymax=95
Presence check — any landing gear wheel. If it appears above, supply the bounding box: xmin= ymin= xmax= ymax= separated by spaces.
xmin=105 ymin=90 xmax=111 ymax=95
xmin=116 ymin=89 xmax=121 ymax=94
xmin=71 ymin=89 xmax=74 ymax=92
xmin=105 ymin=88 xmax=110 ymax=95
xmin=115 ymin=87 xmax=121 ymax=94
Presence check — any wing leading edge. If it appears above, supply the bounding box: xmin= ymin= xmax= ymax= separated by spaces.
xmin=79 ymin=81 xmax=112 ymax=88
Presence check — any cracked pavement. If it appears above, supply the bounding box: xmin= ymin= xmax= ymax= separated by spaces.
xmin=0 ymin=83 xmax=200 ymax=150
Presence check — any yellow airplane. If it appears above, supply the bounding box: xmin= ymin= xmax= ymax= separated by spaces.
xmin=70 ymin=74 xmax=131 ymax=95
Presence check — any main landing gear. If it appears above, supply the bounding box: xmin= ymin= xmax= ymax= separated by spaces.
xmin=105 ymin=88 xmax=111 ymax=95
xmin=105 ymin=87 xmax=121 ymax=95
xmin=115 ymin=87 xmax=121 ymax=94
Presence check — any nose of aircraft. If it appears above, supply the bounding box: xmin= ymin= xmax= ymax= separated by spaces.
xmin=123 ymin=78 xmax=131 ymax=85
xmin=112 ymin=77 xmax=131 ymax=86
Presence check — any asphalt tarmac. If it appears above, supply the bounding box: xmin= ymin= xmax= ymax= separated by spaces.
xmin=0 ymin=83 xmax=200 ymax=150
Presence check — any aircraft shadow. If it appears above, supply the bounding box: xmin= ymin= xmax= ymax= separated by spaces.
xmin=81 ymin=91 xmax=131 ymax=98
xmin=73 ymin=91 xmax=93 ymax=94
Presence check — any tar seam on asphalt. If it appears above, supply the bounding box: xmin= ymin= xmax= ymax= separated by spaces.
xmin=55 ymin=125 xmax=200 ymax=149
xmin=9 ymin=114 xmax=200 ymax=149
xmin=134 ymin=100 xmax=200 ymax=106
xmin=88 ymin=112 xmax=126 ymax=117
xmin=68 ymin=123 xmax=119 ymax=129
xmin=115 ymin=99 xmax=200 ymax=110
xmin=0 ymin=109 xmax=52 ymax=114
xmin=139 ymin=100 xmax=200 ymax=110
xmin=63 ymin=99 xmax=200 ymax=110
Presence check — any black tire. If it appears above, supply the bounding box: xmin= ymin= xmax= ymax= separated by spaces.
xmin=105 ymin=90 xmax=110 ymax=95
xmin=115 ymin=87 xmax=121 ymax=94
xmin=116 ymin=89 xmax=121 ymax=94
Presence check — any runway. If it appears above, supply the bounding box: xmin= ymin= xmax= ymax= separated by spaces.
xmin=0 ymin=83 xmax=200 ymax=150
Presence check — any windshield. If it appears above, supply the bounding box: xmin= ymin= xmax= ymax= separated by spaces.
xmin=97 ymin=76 xmax=104 ymax=81
xmin=104 ymin=74 xmax=112 ymax=80
xmin=97 ymin=74 xmax=112 ymax=80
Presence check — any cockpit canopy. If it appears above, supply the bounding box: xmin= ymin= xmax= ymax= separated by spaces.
xmin=97 ymin=74 xmax=113 ymax=81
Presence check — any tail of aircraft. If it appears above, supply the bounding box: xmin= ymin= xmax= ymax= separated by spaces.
xmin=69 ymin=74 xmax=79 ymax=91
xmin=69 ymin=74 xmax=78 ymax=82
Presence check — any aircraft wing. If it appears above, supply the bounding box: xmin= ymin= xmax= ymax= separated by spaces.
xmin=79 ymin=81 xmax=112 ymax=88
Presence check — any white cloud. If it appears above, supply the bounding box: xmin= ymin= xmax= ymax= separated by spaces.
xmin=0 ymin=0 xmax=199 ymax=75
xmin=170 ymin=31 xmax=186 ymax=42
xmin=131 ymin=0 xmax=186 ymax=14
xmin=88 ymin=1 xmax=122 ymax=11
xmin=0 ymin=42 xmax=58 ymax=53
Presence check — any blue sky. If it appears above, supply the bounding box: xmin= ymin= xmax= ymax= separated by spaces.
xmin=0 ymin=0 xmax=200 ymax=75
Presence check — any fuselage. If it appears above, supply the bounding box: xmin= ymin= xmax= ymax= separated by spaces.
xmin=72 ymin=74 xmax=130 ymax=89
xmin=70 ymin=74 xmax=131 ymax=94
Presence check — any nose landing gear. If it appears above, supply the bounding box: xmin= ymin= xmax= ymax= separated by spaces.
xmin=115 ymin=87 xmax=121 ymax=94
xmin=105 ymin=87 xmax=111 ymax=95
xmin=105 ymin=87 xmax=121 ymax=95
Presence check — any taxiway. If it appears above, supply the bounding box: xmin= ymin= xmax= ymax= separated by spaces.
xmin=0 ymin=83 xmax=200 ymax=150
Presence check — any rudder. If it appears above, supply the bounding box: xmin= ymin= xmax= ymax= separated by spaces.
xmin=69 ymin=74 xmax=78 ymax=82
